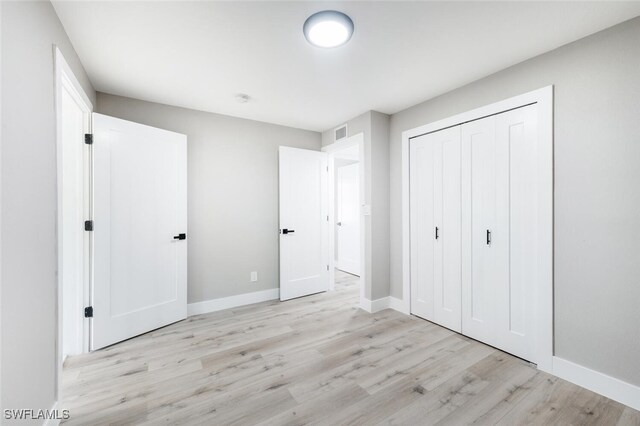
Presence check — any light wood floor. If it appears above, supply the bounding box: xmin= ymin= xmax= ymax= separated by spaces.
xmin=62 ymin=271 xmax=640 ymax=425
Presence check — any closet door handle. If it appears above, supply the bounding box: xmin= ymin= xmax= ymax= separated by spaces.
xmin=486 ymin=229 xmax=491 ymax=246
xmin=435 ymin=227 xmax=439 ymax=240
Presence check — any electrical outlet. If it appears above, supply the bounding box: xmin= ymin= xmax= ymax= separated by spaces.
xmin=250 ymin=271 xmax=258 ymax=282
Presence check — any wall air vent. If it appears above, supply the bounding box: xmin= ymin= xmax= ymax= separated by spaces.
xmin=334 ymin=124 xmax=347 ymax=142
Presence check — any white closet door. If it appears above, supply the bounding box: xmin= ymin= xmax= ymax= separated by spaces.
xmin=462 ymin=115 xmax=499 ymax=346
xmin=410 ymin=135 xmax=436 ymax=320
xmin=462 ymin=104 xmax=538 ymax=362
xmin=410 ymin=127 xmax=461 ymax=331
xmin=496 ymin=104 xmax=538 ymax=361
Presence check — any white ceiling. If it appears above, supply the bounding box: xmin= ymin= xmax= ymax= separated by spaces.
xmin=52 ymin=1 xmax=640 ymax=131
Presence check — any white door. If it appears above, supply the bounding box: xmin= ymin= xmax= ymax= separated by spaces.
xmin=461 ymin=104 xmax=538 ymax=362
xmin=279 ymin=147 xmax=329 ymax=301
xmin=336 ymin=163 xmax=360 ymax=276
xmin=461 ymin=115 xmax=499 ymax=346
xmin=60 ymin=87 xmax=88 ymax=357
xmin=410 ymin=126 xmax=462 ymax=332
xmin=92 ymin=113 xmax=187 ymax=350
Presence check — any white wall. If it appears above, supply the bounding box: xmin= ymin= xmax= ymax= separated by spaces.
xmin=96 ymin=93 xmax=321 ymax=304
xmin=1 ymin=0 xmax=96 ymax=418
xmin=389 ymin=16 xmax=640 ymax=387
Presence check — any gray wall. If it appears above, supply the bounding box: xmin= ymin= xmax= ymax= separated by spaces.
xmin=322 ymin=111 xmax=390 ymax=301
xmin=370 ymin=112 xmax=390 ymax=300
xmin=389 ymin=17 xmax=640 ymax=386
xmin=1 ymin=0 xmax=96 ymax=417
xmin=96 ymin=93 xmax=321 ymax=303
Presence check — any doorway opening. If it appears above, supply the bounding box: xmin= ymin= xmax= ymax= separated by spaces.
xmin=323 ymin=133 xmax=366 ymax=308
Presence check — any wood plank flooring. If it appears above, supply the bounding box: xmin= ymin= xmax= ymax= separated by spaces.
xmin=62 ymin=271 xmax=640 ymax=425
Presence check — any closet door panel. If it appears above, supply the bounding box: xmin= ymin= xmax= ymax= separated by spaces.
xmin=434 ymin=127 xmax=462 ymax=332
xmin=496 ymin=104 xmax=538 ymax=361
xmin=410 ymin=135 xmax=436 ymax=320
xmin=410 ymin=126 xmax=462 ymax=328
xmin=462 ymin=115 xmax=500 ymax=347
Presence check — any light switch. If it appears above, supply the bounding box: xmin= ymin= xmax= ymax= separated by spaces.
xmin=250 ymin=271 xmax=258 ymax=282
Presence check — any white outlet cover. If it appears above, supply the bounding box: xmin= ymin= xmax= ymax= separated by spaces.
xmin=250 ymin=271 xmax=258 ymax=282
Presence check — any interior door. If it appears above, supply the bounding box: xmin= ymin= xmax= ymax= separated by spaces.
xmin=410 ymin=127 xmax=461 ymax=331
xmin=279 ymin=146 xmax=329 ymax=301
xmin=92 ymin=113 xmax=187 ymax=350
xmin=336 ymin=163 xmax=360 ymax=276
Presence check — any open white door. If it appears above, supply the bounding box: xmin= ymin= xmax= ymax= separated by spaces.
xmin=92 ymin=113 xmax=187 ymax=350
xmin=336 ymin=163 xmax=360 ymax=276
xmin=279 ymin=147 xmax=329 ymax=301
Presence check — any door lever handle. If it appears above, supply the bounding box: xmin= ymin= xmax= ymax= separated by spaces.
xmin=282 ymin=229 xmax=295 ymax=234
xmin=173 ymin=233 xmax=186 ymax=240
xmin=337 ymin=222 xmax=342 ymax=226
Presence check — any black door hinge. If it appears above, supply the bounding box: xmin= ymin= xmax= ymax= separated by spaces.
xmin=85 ymin=134 xmax=93 ymax=145
xmin=84 ymin=220 xmax=93 ymax=231
xmin=84 ymin=306 xmax=93 ymax=318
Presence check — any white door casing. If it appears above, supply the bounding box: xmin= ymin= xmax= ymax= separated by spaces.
xmin=92 ymin=113 xmax=187 ymax=350
xmin=279 ymin=147 xmax=329 ymax=301
xmin=410 ymin=126 xmax=462 ymax=332
xmin=337 ymin=163 xmax=360 ymax=276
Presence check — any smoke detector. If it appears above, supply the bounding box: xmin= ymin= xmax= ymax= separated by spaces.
xmin=235 ymin=93 xmax=250 ymax=103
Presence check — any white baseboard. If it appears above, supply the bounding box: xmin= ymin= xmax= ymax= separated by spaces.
xmin=360 ymin=296 xmax=408 ymax=314
xmin=553 ymin=356 xmax=640 ymax=411
xmin=370 ymin=297 xmax=390 ymax=313
xmin=359 ymin=296 xmax=389 ymax=313
xmin=188 ymin=288 xmax=279 ymax=316
xmin=389 ymin=296 xmax=409 ymax=314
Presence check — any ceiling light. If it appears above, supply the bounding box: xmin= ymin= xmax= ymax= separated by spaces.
xmin=303 ymin=10 xmax=354 ymax=48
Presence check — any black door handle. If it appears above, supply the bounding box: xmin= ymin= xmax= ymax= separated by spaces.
xmin=486 ymin=229 xmax=491 ymax=245
xmin=173 ymin=233 xmax=186 ymax=240
xmin=282 ymin=229 xmax=295 ymax=234
xmin=435 ymin=226 xmax=439 ymax=240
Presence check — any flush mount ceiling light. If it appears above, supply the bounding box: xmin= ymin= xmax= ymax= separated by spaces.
xmin=303 ymin=10 xmax=354 ymax=48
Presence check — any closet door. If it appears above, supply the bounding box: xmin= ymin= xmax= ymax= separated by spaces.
xmin=410 ymin=127 xmax=461 ymax=332
xmin=461 ymin=116 xmax=500 ymax=347
xmin=495 ymin=104 xmax=538 ymax=362
xmin=462 ymin=104 xmax=538 ymax=363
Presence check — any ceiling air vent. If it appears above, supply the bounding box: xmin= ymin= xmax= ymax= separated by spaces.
xmin=334 ymin=124 xmax=348 ymax=141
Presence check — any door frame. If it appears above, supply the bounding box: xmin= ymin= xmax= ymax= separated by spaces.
xmin=401 ymin=86 xmax=553 ymax=372
xmin=322 ymin=133 xmax=367 ymax=309
xmin=54 ymin=46 xmax=93 ymax=398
